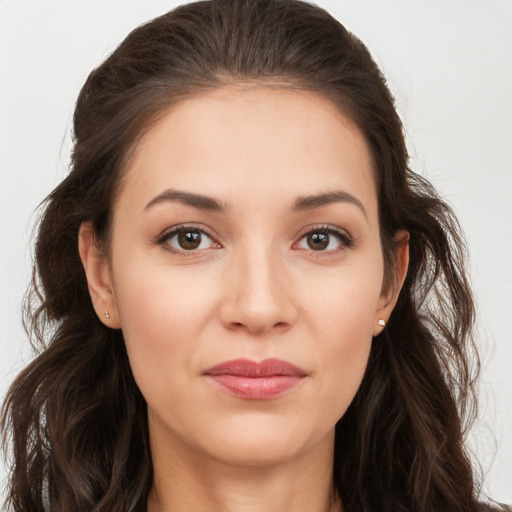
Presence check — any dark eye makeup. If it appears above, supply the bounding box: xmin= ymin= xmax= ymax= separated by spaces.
xmin=155 ymin=223 xmax=354 ymax=255
xmin=156 ymin=225 xmax=219 ymax=253
xmin=295 ymin=225 xmax=354 ymax=253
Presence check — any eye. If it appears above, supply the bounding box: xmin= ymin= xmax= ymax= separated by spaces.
xmin=158 ymin=227 xmax=219 ymax=252
xmin=295 ymin=227 xmax=353 ymax=252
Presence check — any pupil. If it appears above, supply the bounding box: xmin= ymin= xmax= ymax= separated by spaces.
xmin=308 ymin=232 xmax=329 ymax=250
xmin=178 ymin=230 xmax=201 ymax=250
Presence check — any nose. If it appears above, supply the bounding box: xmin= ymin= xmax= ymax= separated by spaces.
xmin=219 ymin=244 xmax=298 ymax=335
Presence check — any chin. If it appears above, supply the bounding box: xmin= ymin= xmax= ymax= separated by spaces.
xmin=195 ymin=413 xmax=332 ymax=468
xmin=207 ymin=436 xmax=309 ymax=468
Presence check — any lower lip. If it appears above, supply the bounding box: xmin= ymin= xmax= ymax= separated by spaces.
xmin=207 ymin=375 xmax=304 ymax=399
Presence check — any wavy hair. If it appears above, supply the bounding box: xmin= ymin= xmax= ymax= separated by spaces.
xmin=2 ymin=1 xmax=483 ymax=510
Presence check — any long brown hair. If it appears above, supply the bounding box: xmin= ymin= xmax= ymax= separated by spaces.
xmin=2 ymin=1 xmax=483 ymax=510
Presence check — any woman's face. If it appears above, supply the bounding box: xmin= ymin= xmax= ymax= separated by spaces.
xmin=83 ymin=87 xmax=404 ymax=467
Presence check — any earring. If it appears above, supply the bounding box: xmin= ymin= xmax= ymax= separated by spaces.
xmin=378 ymin=319 xmax=386 ymax=327
xmin=104 ymin=310 xmax=111 ymax=319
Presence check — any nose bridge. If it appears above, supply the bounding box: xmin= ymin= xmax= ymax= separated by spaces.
xmin=221 ymin=237 xmax=296 ymax=333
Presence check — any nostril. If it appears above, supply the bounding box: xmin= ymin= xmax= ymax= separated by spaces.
xmin=272 ymin=321 xmax=292 ymax=333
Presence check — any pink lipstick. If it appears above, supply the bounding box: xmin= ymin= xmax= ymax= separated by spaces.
xmin=203 ymin=358 xmax=307 ymax=399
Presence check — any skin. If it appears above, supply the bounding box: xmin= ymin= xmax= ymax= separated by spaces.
xmin=79 ymin=87 xmax=409 ymax=512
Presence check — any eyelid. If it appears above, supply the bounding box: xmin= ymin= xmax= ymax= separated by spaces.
xmin=154 ymin=223 xmax=353 ymax=255
xmin=155 ymin=223 xmax=222 ymax=253
xmin=293 ymin=224 xmax=354 ymax=253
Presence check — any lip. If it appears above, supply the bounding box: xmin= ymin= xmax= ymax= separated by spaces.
xmin=203 ymin=358 xmax=307 ymax=400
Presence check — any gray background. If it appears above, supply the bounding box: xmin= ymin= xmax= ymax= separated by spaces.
xmin=1 ymin=0 xmax=511 ymax=503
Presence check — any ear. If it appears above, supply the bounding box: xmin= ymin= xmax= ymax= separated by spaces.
xmin=373 ymin=229 xmax=409 ymax=336
xmin=78 ymin=221 xmax=121 ymax=328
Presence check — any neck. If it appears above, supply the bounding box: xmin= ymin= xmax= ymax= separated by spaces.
xmin=147 ymin=426 xmax=341 ymax=512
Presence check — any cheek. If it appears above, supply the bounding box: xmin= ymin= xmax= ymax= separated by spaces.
xmin=317 ymin=313 xmax=374 ymax=429
xmin=110 ymin=254 xmax=219 ymax=399
xmin=303 ymin=265 xmax=382 ymax=420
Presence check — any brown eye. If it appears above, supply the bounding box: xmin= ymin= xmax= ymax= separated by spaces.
xmin=295 ymin=227 xmax=352 ymax=253
xmin=306 ymin=232 xmax=330 ymax=250
xmin=178 ymin=230 xmax=202 ymax=250
xmin=160 ymin=227 xmax=218 ymax=252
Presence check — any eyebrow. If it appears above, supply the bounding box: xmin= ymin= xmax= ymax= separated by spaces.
xmin=144 ymin=188 xmax=367 ymax=218
xmin=144 ymin=189 xmax=228 ymax=213
xmin=291 ymin=190 xmax=367 ymax=219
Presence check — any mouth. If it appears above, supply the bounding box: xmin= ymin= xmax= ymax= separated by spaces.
xmin=203 ymin=358 xmax=307 ymax=400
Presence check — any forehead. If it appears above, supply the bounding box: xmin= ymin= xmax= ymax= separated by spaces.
xmin=119 ymin=86 xmax=377 ymax=219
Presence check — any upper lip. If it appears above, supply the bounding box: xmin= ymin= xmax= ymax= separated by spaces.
xmin=203 ymin=358 xmax=307 ymax=377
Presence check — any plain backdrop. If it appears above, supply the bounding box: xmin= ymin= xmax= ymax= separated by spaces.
xmin=1 ymin=0 xmax=511 ymax=504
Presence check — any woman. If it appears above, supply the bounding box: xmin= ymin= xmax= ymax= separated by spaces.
xmin=1 ymin=1 xmax=508 ymax=511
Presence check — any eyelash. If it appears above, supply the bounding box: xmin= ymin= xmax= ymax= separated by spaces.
xmin=156 ymin=224 xmax=220 ymax=255
xmin=294 ymin=225 xmax=354 ymax=255
xmin=155 ymin=224 xmax=354 ymax=255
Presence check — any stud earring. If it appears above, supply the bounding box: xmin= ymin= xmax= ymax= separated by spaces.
xmin=104 ymin=310 xmax=111 ymax=319
xmin=378 ymin=319 xmax=386 ymax=327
